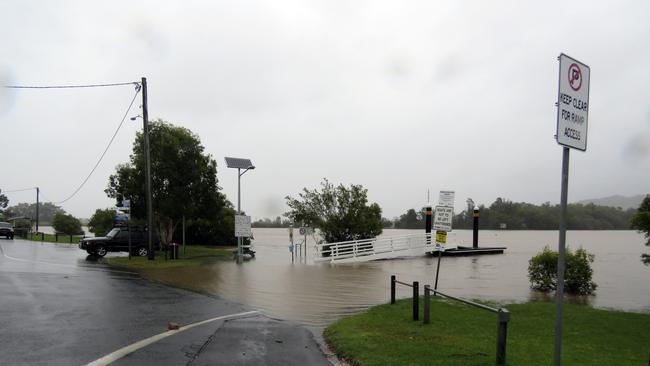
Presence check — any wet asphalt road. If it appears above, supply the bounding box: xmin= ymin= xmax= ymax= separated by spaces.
xmin=0 ymin=239 xmax=331 ymax=365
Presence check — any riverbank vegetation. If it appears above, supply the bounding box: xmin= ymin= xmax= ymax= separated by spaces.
xmin=393 ymin=198 xmax=637 ymax=230
xmin=325 ymin=297 xmax=650 ymax=366
xmin=259 ymin=197 xmax=638 ymax=231
xmin=105 ymin=245 xmax=235 ymax=269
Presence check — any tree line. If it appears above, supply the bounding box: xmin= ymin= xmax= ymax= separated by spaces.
xmin=388 ymin=197 xmax=637 ymax=230
xmin=253 ymin=197 xmax=639 ymax=231
xmin=455 ymin=197 xmax=637 ymax=230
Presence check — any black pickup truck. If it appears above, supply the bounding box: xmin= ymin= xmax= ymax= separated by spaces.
xmin=79 ymin=226 xmax=158 ymax=257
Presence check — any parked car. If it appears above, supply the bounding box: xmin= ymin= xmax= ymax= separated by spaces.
xmin=0 ymin=222 xmax=14 ymax=239
xmin=79 ymin=226 xmax=158 ymax=257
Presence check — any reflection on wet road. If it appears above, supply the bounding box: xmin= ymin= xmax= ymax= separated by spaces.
xmin=144 ymin=229 xmax=650 ymax=330
xmin=0 ymin=237 xmax=135 ymax=276
xmin=0 ymin=239 xmax=252 ymax=365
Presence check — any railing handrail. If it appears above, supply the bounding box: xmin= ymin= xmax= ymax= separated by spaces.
xmin=393 ymin=280 xmax=414 ymax=288
xmin=316 ymin=232 xmax=432 ymax=248
xmin=392 ymin=275 xmax=510 ymax=366
xmin=432 ymin=289 xmax=506 ymax=314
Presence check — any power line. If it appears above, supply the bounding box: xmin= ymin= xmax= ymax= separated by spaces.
xmin=54 ymin=88 xmax=141 ymax=204
xmin=3 ymin=81 xmax=140 ymax=89
xmin=2 ymin=187 xmax=37 ymax=193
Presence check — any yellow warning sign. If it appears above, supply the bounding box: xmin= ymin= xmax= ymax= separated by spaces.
xmin=436 ymin=230 xmax=447 ymax=244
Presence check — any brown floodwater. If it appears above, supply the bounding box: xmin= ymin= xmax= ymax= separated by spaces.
xmin=144 ymin=229 xmax=650 ymax=330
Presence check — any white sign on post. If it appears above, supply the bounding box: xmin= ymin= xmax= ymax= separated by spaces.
xmin=433 ymin=206 xmax=453 ymax=232
xmin=557 ymin=54 xmax=590 ymax=151
xmin=438 ymin=190 xmax=455 ymax=207
xmin=234 ymin=215 xmax=252 ymax=237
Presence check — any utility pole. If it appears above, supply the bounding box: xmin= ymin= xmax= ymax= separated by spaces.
xmin=35 ymin=187 xmax=39 ymax=232
xmin=142 ymin=77 xmax=154 ymax=260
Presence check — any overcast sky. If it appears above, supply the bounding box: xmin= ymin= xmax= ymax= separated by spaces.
xmin=1 ymin=1 xmax=649 ymax=220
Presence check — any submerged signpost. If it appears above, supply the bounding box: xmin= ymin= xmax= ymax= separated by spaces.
xmin=554 ymin=54 xmax=590 ymax=366
xmin=433 ymin=191 xmax=454 ymax=290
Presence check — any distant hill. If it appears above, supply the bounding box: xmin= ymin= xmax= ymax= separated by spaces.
xmin=576 ymin=194 xmax=647 ymax=210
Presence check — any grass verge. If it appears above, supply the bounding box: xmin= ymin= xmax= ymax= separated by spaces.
xmin=105 ymin=245 xmax=236 ymax=269
xmin=325 ymin=297 xmax=650 ymax=366
xmin=19 ymin=232 xmax=85 ymax=245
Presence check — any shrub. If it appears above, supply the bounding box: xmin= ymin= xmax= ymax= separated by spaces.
xmin=52 ymin=212 xmax=83 ymax=235
xmin=88 ymin=208 xmax=115 ymax=237
xmin=528 ymin=246 xmax=597 ymax=295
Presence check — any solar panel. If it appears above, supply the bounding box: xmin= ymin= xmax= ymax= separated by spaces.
xmin=225 ymin=157 xmax=254 ymax=169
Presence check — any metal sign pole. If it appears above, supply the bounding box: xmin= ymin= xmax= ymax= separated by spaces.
xmin=434 ymin=249 xmax=442 ymax=290
xmin=128 ymin=220 xmax=131 ymax=260
xmin=553 ymin=146 xmax=570 ymax=365
xmin=290 ymin=225 xmax=294 ymax=263
xmin=553 ymin=54 xmax=588 ymax=366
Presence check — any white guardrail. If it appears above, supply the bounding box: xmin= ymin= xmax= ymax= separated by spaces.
xmin=314 ymin=233 xmax=456 ymax=263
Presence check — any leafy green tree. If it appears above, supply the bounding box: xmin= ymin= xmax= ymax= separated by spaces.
xmin=285 ymin=179 xmax=383 ymax=243
xmin=394 ymin=209 xmax=423 ymax=229
xmin=630 ymin=195 xmax=650 ymax=245
xmin=630 ymin=194 xmax=650 ymax=265
xmin=52 ymin=212 xmax=83 ymax=235
xmin=106 ymin=119 xmax=235 ymax=246
xmin=0 ymin=189 xmax=8 ymax=221
xmin=381 ymin=217 xmax=393 ymax=229
xmin=528 ymin=246 xmax=597 ymax=295
xmin=88 ymin=209 xmax=116 ymax=237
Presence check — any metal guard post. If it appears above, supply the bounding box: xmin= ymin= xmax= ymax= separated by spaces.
xmin=412 ymin=281 xmax=419 ymax=321
xmin=423 ymin=285 xmax=430 ymax=324
xmin=390 ymin=275 xmax=396 ymax=304
xmin=496 ymin=309 xmax=510 ymax=365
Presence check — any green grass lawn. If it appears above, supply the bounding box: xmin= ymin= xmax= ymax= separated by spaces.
xmin=105 ymin=245 xmax=236 ymax=269
xmin=325 ymin=297 xmax=650 ymax=366
xmin=21 ymin=232 xmax=85 ymax=244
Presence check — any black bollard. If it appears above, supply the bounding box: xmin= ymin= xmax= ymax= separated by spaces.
xmin=473 ymin=207 xmax=480 ymax=249
xmin=390 ymin=275 xmax=396 ymax=304
xmin=423 ymin=285 xmax=430 ymax=324
xmin=496 ymin=309 xmax=510 ymax=365
xmin=424 ymin=204 xmax=433 ymax=245
xmin=412 ymin=281 xmax=419 ymax=321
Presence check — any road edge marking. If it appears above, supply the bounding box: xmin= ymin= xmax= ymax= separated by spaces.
xmin=85 ymin=310 xmax=259 ymax=366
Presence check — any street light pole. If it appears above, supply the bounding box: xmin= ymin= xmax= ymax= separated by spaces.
xmin=237 ymin=168 xmax=242 ymax=263
xmin=225 ymin=157 xmax=255 ymax=264
xmin=142 ymin=77 xmax=154 ymax=260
